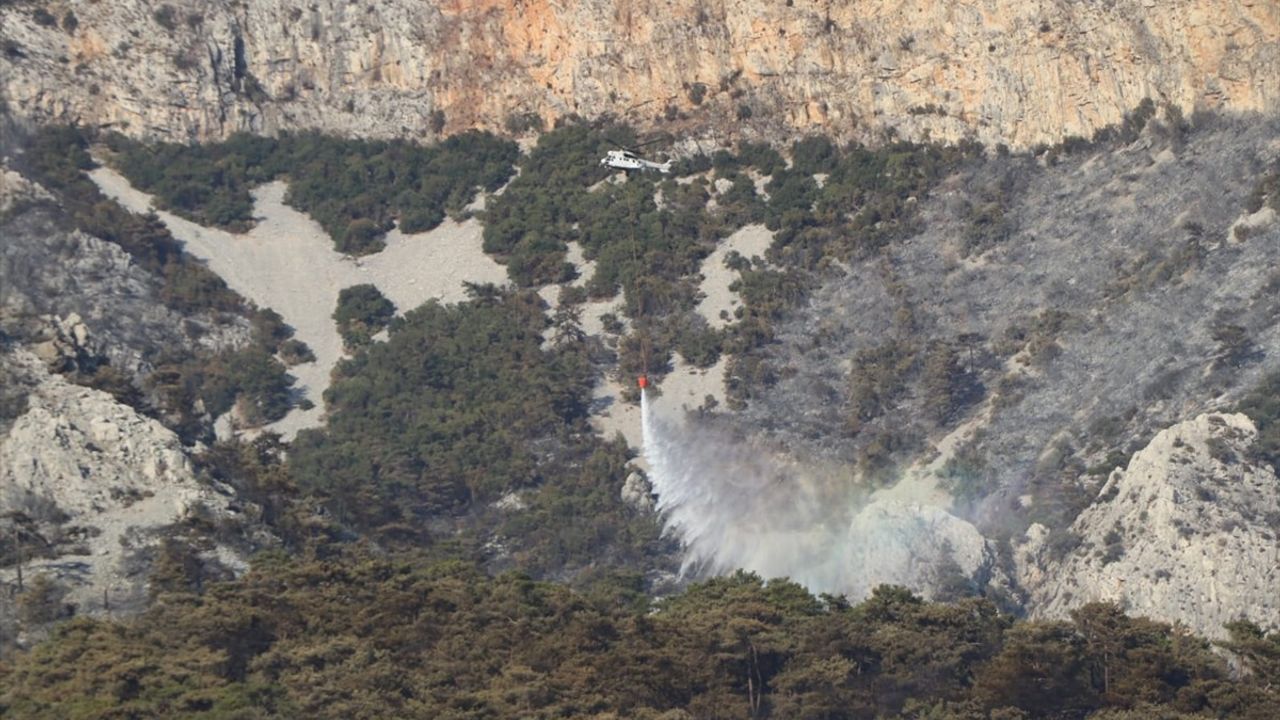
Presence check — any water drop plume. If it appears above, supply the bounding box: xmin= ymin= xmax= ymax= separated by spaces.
xmin=639 ymin=390 xmax=992 ymax=599
xmin=640 ymin=389 xmax=871 ymax=591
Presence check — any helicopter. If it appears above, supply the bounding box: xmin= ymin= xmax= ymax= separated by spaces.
xmin=600 ymin=137 xmax=672 ymax=173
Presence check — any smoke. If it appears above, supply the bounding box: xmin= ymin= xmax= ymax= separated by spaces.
xmin=640 ymin=390 xmax=992 ymax=599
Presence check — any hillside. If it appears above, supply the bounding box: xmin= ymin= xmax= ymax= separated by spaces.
xmin=4 ymin=3 xmax=1280 ymax=716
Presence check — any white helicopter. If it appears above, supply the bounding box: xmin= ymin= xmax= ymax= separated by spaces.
xmin=601 ymin=138 xmax=672 ymax=173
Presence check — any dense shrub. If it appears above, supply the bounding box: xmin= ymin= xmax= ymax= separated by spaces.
xmin=4 ymin=559 xmax=1267 ymax=720
xmin=789 ymin=134 xmax=839 ymax=175
xmin=20 ymin=127 xmax=244 ymax=316
xmin=108 ymin=130 xmax=519 ymax=254
xmin=847 ymin=339 xmax=918 ymax=432
xmin=291 ymin=289 xmax=594 ymax=535
xmin=31 ymin=7 xmax=56 ymax=27
xmin=152 ymin=5 xmax=178 ymax=31
xmin=1237 ymin=370 xmax=1280 ymax=475
xmin=333 ymin=284 xmax=395 ymax=348
xmin=14 ymin=126 xmax=305 ymax=440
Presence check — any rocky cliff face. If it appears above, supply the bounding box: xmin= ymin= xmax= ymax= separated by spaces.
xmin=0 ymin=350 xmax=260 ymax=621
xmin=844 ymin=498 xmax=1005 ymax=602
xmin=0 ymin=166 xmax=247 ymax=387
xmin=2 ymin=0 xmax=1277 ymax=147
xmin=1020 ymin=413 xmax=1280 ymax=639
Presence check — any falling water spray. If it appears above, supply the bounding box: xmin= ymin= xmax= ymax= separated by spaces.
xmin=642 ymin=389 xmax=862 ymax=591
xmin=639 ymin=389 xmax=990 ymax=599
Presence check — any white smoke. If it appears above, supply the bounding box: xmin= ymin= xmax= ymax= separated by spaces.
xmin=640 ymin=390 xmax=993 ymax=599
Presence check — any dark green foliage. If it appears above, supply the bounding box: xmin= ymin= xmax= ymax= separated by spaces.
xmin=502 ymin=436 xmax=666 ymax=577
xmin=673 ymin=318 xmax=722 ymax=368
xmin=15 ymin=575 xmax=70 ymax=626
xmin=277 ymin=339 xmax=315 ymax=366
xmin=1245 ymin=164 xmax=1280 ymax=214
xmin=766 ymin=141 xmax=980 ymax=271
xmin=973 ymin=621 xmax=1098 ymax=714
xmin=940 ymin=434 xmax=994 ymax=505
xmin=482 ymin=133 xmax=974 ymax=411
xmin=1101 ymin=528 xmax=1126 ymax=565
xmin=962 ymin=198 xmax=1014 ymax=255
xmin=333 ymin=284 xmax=395 ymax=348
xmin=1211 ymin=322 xmax=1254 ymax=367
xmin=336 ymin=217 xmax=383 ymax=255
xmin=1092 ymin=98 xmax=1159 ymax=146
xmin=712 ymin=141 xmax=784 ymax=177
xmin=717 ymin=172 xmax=768 ymax=227
xmin=481 ymin=125 xmax=618 ymax=285
xmin=291 ymin=290 xmax=590 ymax=534
xmin=687 ymin=81 xmax=708 ymax=105
xmin=1222 ymin=620 xmax=1280 ymax=689
xmin=789 ymin=135 xmax=839 ymax=175
xmin=847 ymin=340 xmax=918 ymax=432
xmin=764 ymin=167 xmax=819 ymax=229
xmin=4 ymin=560 xmax=1262 ymax=720
xmin=1237 ymin=370 xmax=1280 ymax=475
xmin=736 ymin=141 xmax=784 ymax=175
xmin=3 ymin=38 xmax=25 ymax=60
xmin=921 ymin=341 xmax=984 ymax=424
xmin=670 ymin=152 xmax=713 ymax=176
xmin=504 ymin=111 xmax=544 ymax=134
xmin=481 ymin=124 xmax=730 ymax=393
xmin=20 ymin=127 xmax=244 ymax=316
xmin=13 ymin=126 xmax=300 ymax=441
xmin=0 ymin=384 xmax=29 ymax=426
xmin=195 ymin=435 xmax=315 ymax=543
xmin=145 ymin=345 xmax=294 ymax=436
xmin=202 ymin=347 xmax=294 ymax=425
xmin=249 ymin=308 xmax=291 ymax=353
xmin=108 ymin=130 xmax=519 ymax=254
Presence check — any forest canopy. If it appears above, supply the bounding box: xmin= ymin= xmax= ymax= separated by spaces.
xmin=3 ymin=555 xmax=1277 ymax=720
xmin=107 ymin=131 xmax=519 ymax=254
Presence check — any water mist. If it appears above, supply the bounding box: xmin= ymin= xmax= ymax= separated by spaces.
xmin=640 ymin=390 xmax=993 ymax=600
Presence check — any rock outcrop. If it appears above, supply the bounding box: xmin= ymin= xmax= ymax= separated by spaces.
xmin=2 ymin=0 xmax=1277 ymax=147
xmin=0 ymin=350 xmax=259 ymax=620
xmin=621 ymin=470 xmax=655 ymax=512
xmin=846 ymin=499 xmax=1003 ymax=602
xmin=0 ymin=163 xmax=54 ymax=214
xmin=1020 ymin=413 xmax=1280 ymax=639
xmin=26 ymin=312 xmax=102 ymax=375
xmin=0 ymin=185 xmax=247 ymax=386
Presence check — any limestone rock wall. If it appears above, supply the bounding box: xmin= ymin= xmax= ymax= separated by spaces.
xmin=1 ymin=0 xmax=1277 ymax=147
xmin=0 ymin=350 xmax=257 ymax=618
xmin=1020 ymin=413 xmax=1280 ymax=639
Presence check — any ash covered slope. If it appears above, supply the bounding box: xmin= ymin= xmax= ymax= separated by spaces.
xmin=746 ymin=118 xmax=1280 ymax=498
xmin=730 ymin=117 xmax=1280 ymax=625
xmin=1 ymin=0 xmax=1277 ymax=147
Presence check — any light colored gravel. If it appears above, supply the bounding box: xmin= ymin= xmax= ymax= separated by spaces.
xmin=554 ymin=232 xmax=742 ymax=452
xmin=90 ymin=166 xmax=507 ymax=439
xmin=694 ymin=224 xmax=773 ymax=329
